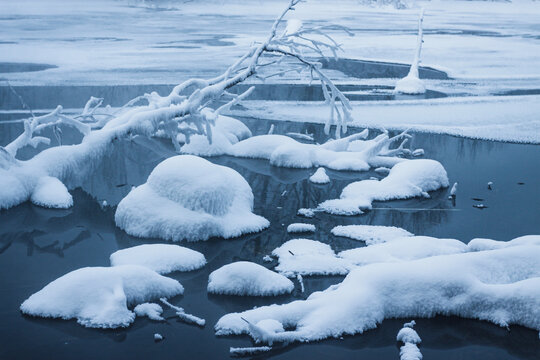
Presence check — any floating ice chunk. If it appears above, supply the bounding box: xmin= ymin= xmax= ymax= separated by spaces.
xmin=319 ymin=160 xmax=449 ymax=215
xmin=338 ymin=236 xmax=467 ymax=266
xmin=208 ymin=262 xmax=294 ymax=296
xmin=297 ymin=208 xmax=315 ymax=218
xmin=287 ymin=223 xmax=316 ymax=233
xmin=110 ymin=244 xmax=206 ymax=274
xmin=272 ymin=239 xmax=352 ymax=277
xmin=30 ymin=176 xmax=73 ymax=209
xmin=20 ymin=265 xmax=183 ymax=328
xmin=230 ymin=346 xmax=272 ymax=356
xmin=115 ymin=155 xmax=269 ymax=242
xmin=331 ymin=225 xmax=413 ymax=245
xmin=215 ymin=243 xmax=540 ymax=343
xmin=134 ymin=303 xmax=164 ymax=321
xmin=309 ymin=168 xmax=330 ymax=184
xmin=154 ymin=333 xmax=164 ymax=341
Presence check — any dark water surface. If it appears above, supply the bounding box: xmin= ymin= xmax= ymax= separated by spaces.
xmin=1 ymin=116 xmax=539 ymax=359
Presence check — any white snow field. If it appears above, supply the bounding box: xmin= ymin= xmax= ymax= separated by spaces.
xmin=115 ymin=155 xmax=269 ymax=242
xmin=309 ymin=168 xmax=330 ymax=184
xmin=215 ymin=237 xmax=540 ymax=343
xmin=207 ymin=261 xmax=294 ymax=296
xmin=286 ymin=223 xmax=316 ymax=234
xmin=319 ymin=159 xmax=449 ymax=215
xmin=20 ymin=265 xmax=184 ymax=328
xmin=110 ymin=244 xmax=206 ymax=274
xmin=331 ymin=224 xmax=413 ymax=245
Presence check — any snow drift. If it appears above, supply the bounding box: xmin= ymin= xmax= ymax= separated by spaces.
xmin=115 ymin=155 xmax=269 ymax=242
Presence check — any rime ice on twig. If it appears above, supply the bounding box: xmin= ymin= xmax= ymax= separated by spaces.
xmin=160 ymin=298 xmax=206 ymax=326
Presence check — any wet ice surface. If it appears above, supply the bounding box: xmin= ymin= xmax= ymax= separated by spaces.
xmin=1 ymin=115 xmax=539 ymax=359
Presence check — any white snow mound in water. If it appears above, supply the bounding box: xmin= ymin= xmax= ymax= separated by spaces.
xmin=115 ymin=155 xmax=269 ymax=242
xmin=287 ymin=223 xmax=316 ymax=233
xmin=309 ymin=168 xmax=330 ymax=184
xmin=134 ymin=303 xmax=164 ymax=321
xmin=208 ymin=261 xmax=294 ymax=296
xmin=331 ymin=225 xmax=413 ymax=245
xmin=215 ymin=241 xmax=540 ymax=343
xmin=110 ymin=244 xmax=206 ymax=274
xmin=319 ymin=159 xmax=449 ymax=215
xmin=30 ymin=176 xmax=73 ymax=209
xmin=394 ymin=74 xmax=426 ymax=95
xmin=20 ymin=265 xmax=183 ymax=328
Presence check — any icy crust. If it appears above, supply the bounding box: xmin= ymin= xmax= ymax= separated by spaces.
xmin=115 ymin=155 xmax=269 ymax=242
xmin=319 ymin=159 xmax=449 ymax=215
xmin=207 ymin=262 xmax=294 ymax=296
xmin=287 ymin=223 xmax=316 ymax=233
xmin=110 ymin=244 xmax=206 ymax=274
xmin=331 ymin=225 xmax=413 ymax=245
xmin=20 ymin=265 xmax=183 ymax=328
xmin=272 ymin=239 xmax=352 ymax=277
xmin=309 ymin=167 xmax=330 ymax=184
xmin=215 ymin=242 xmax=540 ymax=343
xmin=180 ymin=114 xmax=252 ymax=156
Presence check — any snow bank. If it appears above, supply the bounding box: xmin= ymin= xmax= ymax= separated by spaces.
xmin=207 ymin=261 xmax=294 ymax=296
xmin=134 ymin=303 xmax=164 ymax=321
xmin=272 ymin=239 xmax=352 ymax=277
xmin=309 ymin=168 xmax=330 ymax=184
xmin=215 ymin=242 xmax=540 ymax=343
xmin=319 ymin=159 xmax=449 ymax=215
xmin=30 ymin=176 xmax=73 ymax=209
xmin=20 ymin=265 xmax=183 ymax=328
xmin=287 ymin=223 xmax=316 ymax=234
xmin=331 ymin=225 xmax=413 ymax=245
xmin=110 ymin=244 xmax=206 ymax=274
xmin=115 ymin=155 xmax=269 ymax=242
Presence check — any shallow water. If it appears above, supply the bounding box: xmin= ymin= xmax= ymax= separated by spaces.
xmin=1 ymin=116 xmax=539 ymax=359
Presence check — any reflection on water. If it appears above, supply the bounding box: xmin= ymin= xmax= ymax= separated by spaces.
xmin=0 ymin=116 xmax=539 ymax=359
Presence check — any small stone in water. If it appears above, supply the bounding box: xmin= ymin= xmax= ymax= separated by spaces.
xmin=154 ymin=333 xmax=163 ymax=342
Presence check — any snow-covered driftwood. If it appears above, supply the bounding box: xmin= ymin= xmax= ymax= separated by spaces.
xmin=0 ymin=0 xmax=353 ymax=210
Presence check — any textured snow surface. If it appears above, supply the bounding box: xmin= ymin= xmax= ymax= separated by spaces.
xmin=207 ymin=261 xmax=294 ymax=296
xmin=110 ymin=244 xmax=206 ymax=274
xmin=309 ymin=168 xmax=330 ymax=184
xmin=272 ymin=239 xmax=352 ymax=277
xmin=134 ymin=303 xmax=164 ymax=321
xmin=29 ymin=176 xmax=73 ymax=209
xmin=20 ymin=265 xmax=183 ymax=328
xmin=115 ymin=155 xmax=269 ymax=242
xmin=319 ymin=159 xmax=449 ymax=215
xmin=215 ymin=237 xmax=540 ymax=343
xmin=287 ymin=223 xmax=316 ymax=234
xmin=331 ymin=225 xmax=413 ymax=245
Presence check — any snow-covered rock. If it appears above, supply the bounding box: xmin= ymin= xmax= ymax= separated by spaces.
xmin=394 ymin=75 xmax=426 ymax=95
xmin=20 ymin=265 xmax=183 ymax=328
xmin=110 ymin=244 xmax=206 ymax=274
xmin=272 ymin=239 xmax=352 ymax=277
xmin=286 ymin=223 xmax=316 ymax=233
xmin=397 ymin=321 xmax=422 ymax=360
xmin=319 ymin=159 xmax=449 ymax=215
xmin=207 ymin=261 xmax=294 ymax=296
xmin=115 ymin=155 xmax=269 ymax=242
xmin=297 ymin=208 xmax=315 ymax=218
xmin=134 ymin=303 xmax=164 ymax=321
xmin=331 ymin=225 xmax=413 ymax=245
xmin=30 ymin=176 xmax=73 ymax=209
xmin=309 ymin=168 xmax=330 ymax=184
xmin=215 ymin=242 xmax=540 ymax=343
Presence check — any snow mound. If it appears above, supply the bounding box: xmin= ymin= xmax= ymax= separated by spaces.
xmin=397 ymin=325 xmax=421 ymax=344
xmin=338 ymin=236 xmax=467 ymax=266
xmin=110 ymin=244 xmax=206 ymax=274
xmin=467 ymin=235 xmax=540 ymax=252
xmin=394 ymin=75 xmax=426 ymax=95
xmin=309 ymin=167 xmax=330 ymax=184
xmin=272 ymin=239 xmax=352 ymax=277
xmin=397 ymin=321 xmax=422 ymax=360
xmin=134 ymin=303 xmax=164 ymax=321
xmin=115 ymin=155 xmax=269 ymax=242
xmin=20 ymin=265 xmax=183 ymax=328
xmin=215 ymin=242 xmax=540 ymax=343
xmin=207 ymin=261 xmax=294 ymax=296
xmin=30 ymin=176 xmax=73 ymax=209
xmin=297 ymin=208 xmax=315 ymax=218
xmin=319 ymin=159 xmax=449 ymax=215
xmin=331 ymin=225 xmax=413 ymax=245
xmin=287 ymin=223 xmax=316 ymax=233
